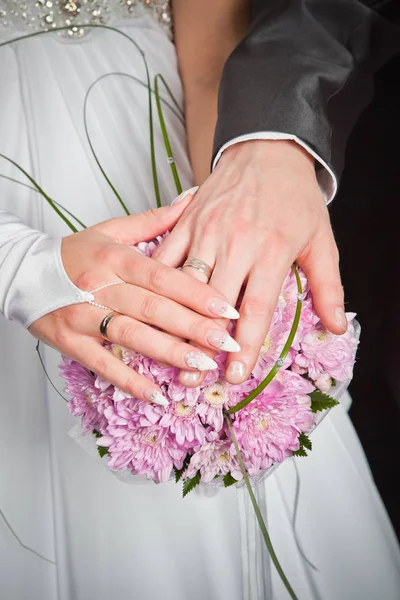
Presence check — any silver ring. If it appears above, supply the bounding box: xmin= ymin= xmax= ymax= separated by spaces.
xmin=99 ymin=311 xmax=120 ymax=342
xmin=183 ymin=258 xmax=213 ymax=281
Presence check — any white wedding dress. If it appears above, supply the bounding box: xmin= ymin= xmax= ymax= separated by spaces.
xmin=0 ymin=3 xmax=399 ymax=599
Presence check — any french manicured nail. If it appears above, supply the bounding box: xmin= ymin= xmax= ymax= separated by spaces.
xmin=144 ymin=389 xmax=169 ymax=407
xmin=170 ymin=186 xmax=199 ymax=205
xmin=207 ymin=330 xmax=241 ymax=352
xmin=335 ymin=307 xmax=348 ymax=332
xmin=208 ymin=298 xmax=240 ymax=320
xmin=180 ymin=371 xmax=202 ymax=386
xmin=185 ymin=351 xmax=218 ymax=371
xmin=226 ymin=361 xmax=246 ymax=384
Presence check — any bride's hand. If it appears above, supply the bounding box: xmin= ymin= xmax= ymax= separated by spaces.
xmin=28 ymin=193 xmax=239 ymax=405
xmin=152 ymin=140 xmax=345 ymax=388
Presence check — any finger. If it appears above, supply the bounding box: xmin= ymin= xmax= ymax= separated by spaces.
xmin=224 ymin=255 xmax=293 ymax=384
xmin=178 ymin=257 xmax=247 ymax=387
xmin=74 ymin=338 xmax=169 ymax=406
xmin=116 ymin=249 xmax=240 ymax=320
xmin=81 ymin=309 xmax=226 ymax=373
xmin=81 ymin=289 xmax=239 ymax=355
xmin=297 ymin=229 xmax=346 ymax=334
xmin=181 ymin=250 xmax=216 ymax=284
xmin=151 ymin=224 xmax=192 ymax=267
xmin=94 ymin=186 xmax=198 ymax=245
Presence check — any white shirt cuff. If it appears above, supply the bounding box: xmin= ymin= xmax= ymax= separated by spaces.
xmin=213 ymin=132 xmax=337 ymax=204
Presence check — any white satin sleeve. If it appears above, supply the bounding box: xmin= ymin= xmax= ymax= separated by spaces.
xmin=0 ymin=210 xmax=94 ymax=329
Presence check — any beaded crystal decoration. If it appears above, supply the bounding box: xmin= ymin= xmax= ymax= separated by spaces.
xmin=0 ymin=0 xmax=172 ymax=39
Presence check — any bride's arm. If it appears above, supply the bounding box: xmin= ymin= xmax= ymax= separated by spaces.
xmin=173 ymin=0 xmax=250 ymax=184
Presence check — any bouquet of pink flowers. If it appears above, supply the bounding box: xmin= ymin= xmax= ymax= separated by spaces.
xmin=60 ymin=235 xmax=359 ymax=495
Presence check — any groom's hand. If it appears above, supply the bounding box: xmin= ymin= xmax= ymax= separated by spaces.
xmin=152 ymin=139 xmax=345 ymax=387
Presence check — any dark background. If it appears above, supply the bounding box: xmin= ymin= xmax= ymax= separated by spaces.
xmin=330 ymin=52 xmax=400 ymax=538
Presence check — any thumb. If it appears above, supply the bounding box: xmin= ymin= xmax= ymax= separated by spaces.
xmin=95 ymin=186 xmax=198 ymax=244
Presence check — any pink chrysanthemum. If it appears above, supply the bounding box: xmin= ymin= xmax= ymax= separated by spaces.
xmin=197 ymin=380 xmax=230 ymax=432
xmin=232 ymin=394 xmax=313 ymax=475
xmin=99 ymin=425 xmax=186 ymax=483
xmin=160 ymin=400 xmax=207 ymax=447
xmin=60 ymin=238 xmax=358 ymax=486
xmin=186 ymin=433 xmax=242 ymax=483
xmin=60 ymin=357 xmax=111 ymax=434
xmin=295 ymin=313 xmax=358 ymax=382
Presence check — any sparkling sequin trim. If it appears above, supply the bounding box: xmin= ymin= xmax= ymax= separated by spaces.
xmin=0 ymin=0 xmax=172 ymax=39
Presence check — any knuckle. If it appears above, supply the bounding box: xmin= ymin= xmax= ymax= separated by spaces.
xmin=324 ymin=281 xmax=344 ymax=300
xmin=187 ymin=317 xmax=209 ymax=341
xmin=124 ymin=376 xmax=139 ymax=397
xmin=75 ymin=270 xmax=98 ymax=291
xmin=147 ymin=265 xmax=167 ymax=291
xmin=116 ymin=321 xmax=139 ymax=347
xmin=96 ymin=243 xmax=116 ymax=265
xmin=140 ymin=295 xmax=161 ymax=321
xmin=91 ymin=356 xmax=109 ymax=377
xmin=169 ymin=340 xmax=186 ymax=365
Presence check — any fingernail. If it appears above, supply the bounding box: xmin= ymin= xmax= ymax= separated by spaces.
xmin=335 ymin=307 xmax=348 ymax=332
xmin=208 ymin=298 xmax=240 ymax=320
xmin=207 ymin=330 xmax=241 ymax=352
xmin=185 ymin=351 xmax=218 ymax=371
xmin=180 ymin=371 xmax=202 ymax=386
xmin=226 ymin=361 xmax=246 ymax=384
xmin=170 ymin=186 xmax=199 ymax=205
xmin=144 ymin=389 xmax=169 ymax=407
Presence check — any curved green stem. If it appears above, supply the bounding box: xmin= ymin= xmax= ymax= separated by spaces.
xmin=0 ymin=24 xmax=161 ymax=209
xmin=83 ymin=77 xmax=129 ymax=215
xmin=225 ymin=415 xmax=299 ymax=600
xmin=155 ymin=75 xmax=182 ymax=196
xmin=155 ymin=74 xmax=184 ymax=118
xmin=0 ymin=173 xmax=87 ymax=229
xmin=226 ymin=264 xmax=303 ymax=414
xmin=0 ymin=153 xmax=77 ymax=233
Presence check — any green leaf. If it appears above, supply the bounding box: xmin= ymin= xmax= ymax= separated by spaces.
xmin=299 ymin=433 xmax=312 ymax=451
xmin=93 ymin=430 xmax=108 ymax=458
xmin=223 ymin=473 xmax=238 ymax=488
xmin=292 ymin=433 xmax=312 ymax=458
xmin=309 ymin=389 xmax=339 ymax=413
xmin=174 ymin=453 xmax=191 ymax=483
xmin=97 ymin=445 xmax=109 ymax=458
xmin=182 ymin=472 xmax=201 ymax=498
xmin=291 ymin=446 xmax=308 ymax=457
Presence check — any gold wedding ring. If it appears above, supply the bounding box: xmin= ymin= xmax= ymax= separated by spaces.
xmin=99 ymin=311 xmax=120 ymax=342
xmin=183 ymin=258 xmax=213 ymax=282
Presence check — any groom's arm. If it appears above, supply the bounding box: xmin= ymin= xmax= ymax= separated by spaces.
xmin=214 ymin=0 xmax=400 ymax=201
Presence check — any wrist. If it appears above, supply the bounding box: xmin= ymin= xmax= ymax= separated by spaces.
xmin=222 ymin=138 xmax=315 ymax=167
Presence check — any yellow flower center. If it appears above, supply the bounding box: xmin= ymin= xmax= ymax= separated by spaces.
xmin=262 ymin=335 xmax=273 ymax=353
xmin=175 ymin=401 xmax=194 ymax=417
xmin=142 ymin=433 xmax=158 ymax=445
xmin=204 ymin=382 xmax=227 ymax=408
xmin=84 ymin=389 xmax=93 ymax=406
xmin=218 ymin=451 xmax=230 ymax=463
xmin=111 ymin=344 xmax=124 ymax=361
xmin=256 ymin=416 xmax=271 ymax=430
xmin=316 ymin=332 xmax=328 ymax=342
